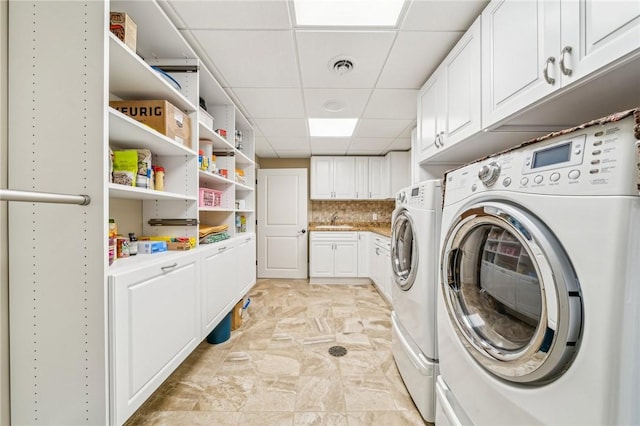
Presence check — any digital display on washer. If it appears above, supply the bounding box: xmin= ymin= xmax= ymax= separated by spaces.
xmin=532 ymin=142 xmax=572 ymax=169
xmin=411 ymin=187 xmax=419 ymax=197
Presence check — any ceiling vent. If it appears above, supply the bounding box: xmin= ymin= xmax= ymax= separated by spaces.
xmin=331 ymin=58 xmax=354 ymax=76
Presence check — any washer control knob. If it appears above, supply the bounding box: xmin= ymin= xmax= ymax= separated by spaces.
xmin=478 ymin=162 xmax=501 ymax=186
xmin=399 ymin=191 xmax=406 ymax=203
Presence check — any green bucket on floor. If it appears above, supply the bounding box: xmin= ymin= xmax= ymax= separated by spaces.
xmin=207 ymin=311 xmax=232 ymax=344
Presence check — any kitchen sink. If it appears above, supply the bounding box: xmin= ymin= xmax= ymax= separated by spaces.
xmin=315 ymin=225 xmax=353 ymax=229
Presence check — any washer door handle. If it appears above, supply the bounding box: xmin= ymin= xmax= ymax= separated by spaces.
xmin=446 ymin=248 xmax=461 ymax=291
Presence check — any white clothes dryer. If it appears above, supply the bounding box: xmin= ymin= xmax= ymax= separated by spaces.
xmin=436 ymin=110 xmax=640 ymax=425
xmin=390 ymin=179 xmax=442 ymax=422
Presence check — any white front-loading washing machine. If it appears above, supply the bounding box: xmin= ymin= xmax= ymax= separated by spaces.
xmin=390 ymin=179 xmax=442 ymax=422
xmin=436 ymin=109 xmax=640 ymax=425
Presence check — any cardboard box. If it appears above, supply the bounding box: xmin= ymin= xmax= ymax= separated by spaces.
xmin=110 ymin=100 xmax=192 ymax=147
xmin=110 ymin=12 xmax=137 ymax=52
xmin=167 ymin=241 xmax=191 ymax=251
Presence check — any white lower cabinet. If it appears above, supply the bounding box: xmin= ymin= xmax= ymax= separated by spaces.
xmin=236 ymin=234 xmax=257 ymax=293
xmin=201 ymin=241 xmax=237 ymax=336
xmin=310 ymin=232 xmax=358 ymax=278
xmin=109 ymin=234 xmax=257 ymax=425
xmin=357 ymin=232 xmax=370 ymax=277
xmin=109 ymin=252 xmax=201 ymax=426
xmin=370 ymin=235 xmax=392 ymax=303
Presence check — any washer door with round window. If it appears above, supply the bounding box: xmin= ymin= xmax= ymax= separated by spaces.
xmin=391 ymin=210 xmax=418 ymax=291
xmin=440 ymin=201 xmax=583 ymax=384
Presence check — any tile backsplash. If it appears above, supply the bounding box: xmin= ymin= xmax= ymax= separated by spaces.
xmin=310 ymin=200 xmax=395 ymax=224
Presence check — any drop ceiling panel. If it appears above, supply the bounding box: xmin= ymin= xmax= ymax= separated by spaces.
xmin=167 ymin=0 xmax=292 ymax=30
xmin=401 ymin=1 xmax=488 ymax=31
xmin=363 ymin=89 xmax=418 ymax=119
xmin=387 ymin=137 xmax=411 ymax=150
xmin=255 ymin=137 xmax=277 ymax=158
xmin=377 ymin=31 xmax=463 ymax=89
xmin=399 ymin=123 xmax=416 ymax=138
xmin=296 ymin=31 xmax=396 ymax=88
xmin=304 ymin=88 xmax=372 ymax=118
xmin=278 ymin=149 xmax=312 ymax=158
xmin=347 ymin=137 xmax=394 ymax=154
xmin=232 ymin=88 xmax=305 ymax=119
xmin=310 ymin=137 xmax=351 ymax=155
xmin=254 ymin=118 xmax=308 ymax=138
xmin=267 ymin=137 xmax=311 ymax=151
xmin=354 ymin=119 xmax=413 ymax=138
xmin=189 ymin=30 xmax=300 ymax=87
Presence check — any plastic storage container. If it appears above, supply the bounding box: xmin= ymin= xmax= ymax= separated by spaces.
xmin=207 ymin=311 xmax=231 ymax=344
xmin=199 ymin=187 xmax=222 ymax=208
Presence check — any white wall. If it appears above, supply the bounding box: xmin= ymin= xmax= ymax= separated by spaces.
xmin=1 ymin=0 xmax=10 ymax=424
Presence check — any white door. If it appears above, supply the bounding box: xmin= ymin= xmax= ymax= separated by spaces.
xmin=257 ymin=168 xmax=308 ymax=278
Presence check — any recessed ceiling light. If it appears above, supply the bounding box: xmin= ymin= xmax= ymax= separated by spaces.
xmin=294 ymin=0 xmax=405 ymax=27
xmin=309 ymin=118 xmax=358 ymax=137
xmin=323 ymin=99 xmax=346 ymax=113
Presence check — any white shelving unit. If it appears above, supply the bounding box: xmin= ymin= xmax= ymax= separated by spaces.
xmin=8 ymin=1 xmax=256 ymax=424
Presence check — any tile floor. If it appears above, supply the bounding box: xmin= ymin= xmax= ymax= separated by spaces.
xmin=125 ymin=279 xmax=429 ymax=426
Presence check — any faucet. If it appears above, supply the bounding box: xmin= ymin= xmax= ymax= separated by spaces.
xmin=330 ymin=212 xmax=339 ymax=225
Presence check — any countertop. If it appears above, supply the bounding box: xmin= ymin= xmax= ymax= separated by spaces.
xmin=308 ymin=222 xmax=392 ymax=238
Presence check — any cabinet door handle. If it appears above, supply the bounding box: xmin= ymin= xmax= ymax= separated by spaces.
xmin=559 ymin=46 xmax=572 ymax=76
xmin=218 ymin=246 xmax=227 ymax=252
xmin=369 ymin=192 xmax=371 ymax=198
xmin=543 ymin=56 xmax=556 ymax=85
xmin=376 ymin=248 xmax=380 ymax=255
xmin=161 ymin=262 xmax=178 ymax=272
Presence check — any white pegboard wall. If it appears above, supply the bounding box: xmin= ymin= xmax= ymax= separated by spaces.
xmin=8 ymin=1 xmax=109 ymax=424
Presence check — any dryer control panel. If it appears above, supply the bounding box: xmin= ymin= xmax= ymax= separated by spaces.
xmin=445 ymin=114 xmax=639 ymax=202
xmin=396 ymin=180 xmax=441 ymax=209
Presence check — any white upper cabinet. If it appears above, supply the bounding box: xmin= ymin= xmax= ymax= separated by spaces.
xmin=368 ymin=156 xmax=389 ymax=199
xmin=386 ymin=151 xmax=410 ymax=197
xmin=355 ymin=157 xmax=369 ymax=199
xmin=417 ymin=17 xmax=482 ymax=164
xmin=312 ymin=155 xmax=401 ymax=200
xmin=311 ymin=157 xmax=335 ymax=199
xmin=416 ymin=70 xmax=444 ymax=164
xmin=310 ymin=156 xmax=355 ymax=200
xmin=482 ymin=0 xmax=640 ymax=127
xmin=560 ymin=0 xmax=640 ymax=85
xmin=333 ymin=157 xmax=357 ymax=199
xmin=355 ymin=156 xmax=390 ymax=200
